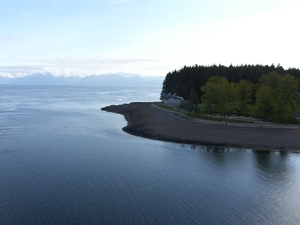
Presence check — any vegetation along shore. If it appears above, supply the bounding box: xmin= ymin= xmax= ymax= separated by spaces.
xmin=103 ymin=64 xmax=300 ymax=151
xmin=102 ymin=102 xmax=300 ymax=151
xmin=161 ymin=64 xmax=300 ymax=123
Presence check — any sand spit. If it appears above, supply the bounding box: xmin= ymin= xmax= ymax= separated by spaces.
xmin=102 ymin=102 xmax=300 ymax=151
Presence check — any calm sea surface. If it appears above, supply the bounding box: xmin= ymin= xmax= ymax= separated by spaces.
xmin=1 ymin=85 xmax=300 ymax=225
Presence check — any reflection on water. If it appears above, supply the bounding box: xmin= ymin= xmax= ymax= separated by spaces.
xmin=252 ymin=150 xmax=292 ymax=185
xmin=253 ymin=150 xmax=289 ymax=170
xmin=1 ymin=85 xmax=300 ymax=225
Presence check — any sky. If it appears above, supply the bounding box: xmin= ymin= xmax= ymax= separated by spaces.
xmin=1 ymin=0 xmax=300 ymax=78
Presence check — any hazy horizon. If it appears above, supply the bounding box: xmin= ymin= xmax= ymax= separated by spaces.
xmin=1 ymin=0 xmax=300 ymax=78
xmin=0 ymin=72 xmax=165 ymax=86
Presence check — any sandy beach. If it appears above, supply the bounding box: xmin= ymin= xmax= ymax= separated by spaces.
xmin=102 ymin=102 xmax=300 ymax=151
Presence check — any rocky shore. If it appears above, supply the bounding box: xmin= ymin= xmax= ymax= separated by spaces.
xmin=102 ymin=102 xmax=300 ymax=151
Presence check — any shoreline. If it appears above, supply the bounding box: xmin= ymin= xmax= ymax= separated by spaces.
xmin=102 ymin=102 xmax=300 ymax=152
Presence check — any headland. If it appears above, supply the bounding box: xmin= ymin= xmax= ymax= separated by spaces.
xmin=102 ymin=102 xmax=300 ymax=151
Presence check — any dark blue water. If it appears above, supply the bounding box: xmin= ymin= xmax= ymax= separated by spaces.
xmin=1 ymin=85 xmax=300 ymax=225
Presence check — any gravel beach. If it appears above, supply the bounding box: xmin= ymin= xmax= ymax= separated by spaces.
xmin=102 ymin=102 xmax=300 ymax=151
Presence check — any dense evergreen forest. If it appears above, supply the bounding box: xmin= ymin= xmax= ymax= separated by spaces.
xmin=161 ymin=64 xmax=300 ymax=101
xmin=161 ymin=64 xmax=300 ymax=123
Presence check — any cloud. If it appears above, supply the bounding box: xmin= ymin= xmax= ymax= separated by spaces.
xmin=0 ymin=57 xmax=170 ymax=78
xmin=21 ymin=12 xmax=37 ymax=17
xmin=0 ymin=72 xmax=13 ymax=78
xmin=0 ymin=35 xmax=13 ymax=42
xmin=52 ymin=2 xmax=64 ymax=10
xmin=108 ymin=0 xmax=130 ymax=4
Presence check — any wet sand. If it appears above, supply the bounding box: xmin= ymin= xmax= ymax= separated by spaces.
xmin=102 ymin=102 xmax=300 ymax=151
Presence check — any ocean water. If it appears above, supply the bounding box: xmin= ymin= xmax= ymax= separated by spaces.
xmin=1 ymin=85 xmax=300 ymax=225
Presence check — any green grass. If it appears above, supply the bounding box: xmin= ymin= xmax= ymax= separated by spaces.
xmin=226 ymin=118 xmax=255 ymax=124
xmin=155 ymin=102 xmax=175 ymax=110
xmin=185 ymin=112 xmax=254 ymax=123
xmin=156 ymin=102 xmax=254 ymax=124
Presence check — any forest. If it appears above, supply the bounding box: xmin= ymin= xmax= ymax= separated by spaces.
xmin=161 ymin=64 xmax=300 ymax=123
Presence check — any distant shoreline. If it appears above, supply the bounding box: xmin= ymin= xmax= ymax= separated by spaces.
xmin=102 ymin=102 xmax=300 ymax=152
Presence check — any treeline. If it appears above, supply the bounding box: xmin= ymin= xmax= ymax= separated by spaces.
xmin=161 ymin=64 xmax=300 ymax=102
xmin=200 ymin=73 xmax=299 ymax=123
xmin=161 ymin=64 xmax=300 ymax=123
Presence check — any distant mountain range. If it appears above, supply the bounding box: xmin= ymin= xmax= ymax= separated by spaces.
xmin=0 ymin=73 xmax=164 ymax=86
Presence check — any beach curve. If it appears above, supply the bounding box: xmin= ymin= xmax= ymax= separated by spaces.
xmin=101 ymin=102 xmax=300 ymax=151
